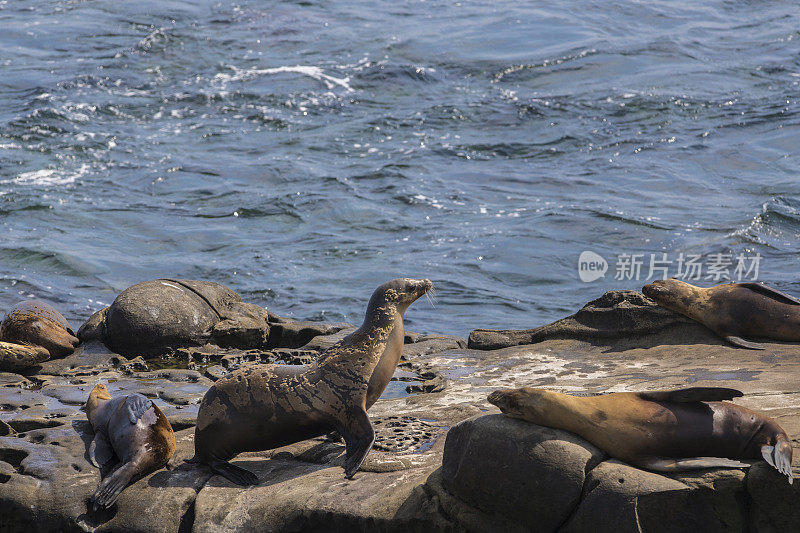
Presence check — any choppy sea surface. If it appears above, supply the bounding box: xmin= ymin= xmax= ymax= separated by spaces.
xmin=1 ymin=0 xmax=798 ymax=336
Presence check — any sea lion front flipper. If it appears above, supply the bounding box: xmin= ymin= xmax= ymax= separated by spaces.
xmin=638 ymin=456 xmax=750 ymax=471
xmin=638 ymin=387 xmax=744 ymax=403
xmin=89 ymin=432 xmax=115 ymax=468
xmin=338 ymin=407 xmax=376 ymax=479
xmin=210 ymin=460 xmax=259 ymax=486
xmin=725 ymin=335 xmax=766 ymax=350
xmin=737 ymin=283 xmax=800 ymax=305
xmin=124 ymin=394 xmax=154 ymax=424
xmin=761 ymin=443 xmax=794 ymax=484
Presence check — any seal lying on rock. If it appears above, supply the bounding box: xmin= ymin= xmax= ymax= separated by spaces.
xmin=189 ymin=278 xmax=433 ymax=486
xmin=78 ymin=279 xmax=271 ymax=356
xmin=488 ymin=386 xmax=793 ymax=483
xmin=643 ymin=279 xmax=800 ymax=350
xmin=0 ymin=300 xmax=79 ymax=371
xmin=85 ymin=384 xmax=176 ymax=509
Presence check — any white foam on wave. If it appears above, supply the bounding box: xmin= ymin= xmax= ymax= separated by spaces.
xmin=214 ymin=65 xmax=352 ymax=92
xmin=4 ymin=164 xmax=90 ymax=187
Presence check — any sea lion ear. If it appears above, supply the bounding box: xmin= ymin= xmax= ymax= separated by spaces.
xmin=638 ymin=387 xmax=744 ymax=403
xmin=737 ymin=283 xmax=800 ymax=305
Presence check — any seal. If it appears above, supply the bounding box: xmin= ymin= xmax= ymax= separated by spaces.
xmin=0 ymin=300 xmax=79 ymax=370
xmin=488 ymin=386 xmax=793 ymax=483
xmin=642 ymin=278 xmax=800 ymax=349
xmin=189 ymin=277 xmax=432 ymax=485
xmin=85 ymin=383 xmax=176 ymax=509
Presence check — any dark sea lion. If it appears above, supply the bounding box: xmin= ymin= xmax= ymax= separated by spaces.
xmin=189 ymin=278 xmax=432 ymax=486
xmin=642 ymin=278 xmax=800 ymax=349
xmin=0 ymin=300 xmax=79 ymax=369
xmin=85 ymin=383 xmax=176 ymax=509
xmin=488 ymin=386 xmax=793 ymax=483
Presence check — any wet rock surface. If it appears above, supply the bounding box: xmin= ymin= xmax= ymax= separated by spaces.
xmin=0 ymin=289 xmax=796 ymax=531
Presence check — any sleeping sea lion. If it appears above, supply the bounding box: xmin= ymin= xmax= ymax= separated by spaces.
xmin=642 ymin=278 xmax=800 ymax=350
xmin=85 ymin=384 xmax=176 ymax=509
xmin=0 ymin=300 xmax=79 ymax=370
xmin=189 ymin=278 xmax=432 ymax=486
xmin=488 ymin=386 xmax=793 ymax=483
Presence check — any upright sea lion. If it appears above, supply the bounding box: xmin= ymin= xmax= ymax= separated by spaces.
xmin=642 ymin=278 xmax=800 ymax=349
xmin=189 ymin=278 xmax=432 ymax=486
xmin=488 ymin=386 xmax=793 ymax=483
xmin=85 ymin=384 xmax=176 ymax=509
xmin=0 ymin=300 xmax=79 ymax=370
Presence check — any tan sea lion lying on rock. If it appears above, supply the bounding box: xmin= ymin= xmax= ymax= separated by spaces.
xmin=643 ymin=278 xmax=800 ymax=349
xmin=188 ymin=278 xmax=433 ymax=486
xmin=0 ymin=300 xmax=79 ymax=371
xmin=85 ymin=384 xmax=176 ymax=509
xmin=488 ymin=386 xmax=793 ymax=484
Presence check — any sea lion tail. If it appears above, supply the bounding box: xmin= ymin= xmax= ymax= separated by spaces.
xmin=761 ymin=441 xmax=794 ymax=484
xmin=91 ymin=463 xmax=137 ymax=510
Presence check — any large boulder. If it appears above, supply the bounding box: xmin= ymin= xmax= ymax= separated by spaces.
xmin=78 ymin=279 xmax=271 ymax=356
xmin=561 ymin=460 xmax=742 ymax=533
xmin=439 ymin=414 xmax=604 ymax=532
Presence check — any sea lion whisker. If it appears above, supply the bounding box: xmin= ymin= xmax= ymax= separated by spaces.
xmin=425 ymin=292 xmax=437 ymax=309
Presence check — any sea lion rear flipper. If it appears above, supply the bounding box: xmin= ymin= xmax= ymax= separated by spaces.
xmin=91 ymin=462 xmax=137 ymax=510
xmin=738 ymin=283 xmax=800 ymax=305
xmin=210 ymin=461 xmax=259 ymax=486
xmin=337 ymin=407 xmax=376 ymax=479
xmin=761 ymin=442 xmax=794 ymax=484
xmin=639 ymin=387 xmax=744 ymax=403
xmin=637 ymin=456 xmax=750 ymax=471
xmin=125 ymin=394 xmax=154 ymax=424
xmin=725 ymin=335 xmax=766 ymax=350
xmin=89 ymin=432 xmax=115 ymax=468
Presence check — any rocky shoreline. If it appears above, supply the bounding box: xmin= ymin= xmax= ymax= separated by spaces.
xmin=0 ymin=289 xmax=797 ymax=532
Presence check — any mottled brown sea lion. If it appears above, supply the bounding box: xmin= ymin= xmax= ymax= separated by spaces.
xmin=0 ymin=300 xmax=79 ymax=370
xmin=488 ymin=386 xmax=793 ymax=483
xmin=85 ymin=384 xmax=176 ymax=509
xmin=189 ymin=278 xmax=432 ymax=486
xmin=642 ymin=278 xmax=800 ymax=350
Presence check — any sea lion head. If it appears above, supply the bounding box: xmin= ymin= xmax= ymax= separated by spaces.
xmin=488 ymin=387 xmax=552 ymax=423
xmin=86 ymin=383 xmax=113 ymax=426
xmin=642 ymin=278 xmax=697 ymax=312
xmin=368 ymin=278 xmax=433 ymax=315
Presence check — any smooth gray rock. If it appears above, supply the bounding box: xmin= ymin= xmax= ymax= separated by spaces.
xmin=78 ymin=279 xmax=271 ymax=356
xmin=440 ymin=414 xmax=604 ymax=532
xmin=561 ymin=460 xmax=735 ymax=533
xmin=747 ymin=461 xmax=800 ymax=532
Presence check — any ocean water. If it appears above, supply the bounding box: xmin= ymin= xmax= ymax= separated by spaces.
xmin=1 ymin=0 xmax=798 ymax=336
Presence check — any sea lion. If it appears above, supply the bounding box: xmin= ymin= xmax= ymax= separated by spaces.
xmin=0 ymin=300 xmax=79 ymax=370
xmin=189 ymin=277 xmax=433 ymax=486
xmin=85 ymin=384 xmax=176 ymax=509
xmin=642 ymin=278 xmax=800 ymax=349
xmin=488 ymin=386 xmax=793 ymax=483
